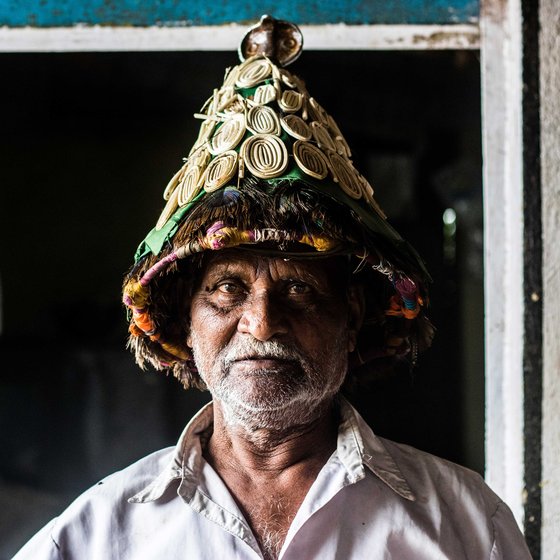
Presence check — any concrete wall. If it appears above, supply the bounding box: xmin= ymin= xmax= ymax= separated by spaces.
xmin=540 ymin=0 xmax=560 ymax=556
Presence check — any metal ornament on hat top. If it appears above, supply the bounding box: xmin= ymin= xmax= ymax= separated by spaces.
xmin=238 ymin=15 xmax=304 ymax=67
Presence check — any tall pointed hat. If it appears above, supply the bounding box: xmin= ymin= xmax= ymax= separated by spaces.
xmin=123 ymin=16 xmax=433 ymax=389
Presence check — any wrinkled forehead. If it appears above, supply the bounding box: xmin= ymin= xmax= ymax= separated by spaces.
xmin=196 ymin=249 xmax=352 ymax=288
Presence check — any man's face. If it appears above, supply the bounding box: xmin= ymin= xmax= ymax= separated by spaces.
xmin=187 ymin=250 xmax=364 ymax=431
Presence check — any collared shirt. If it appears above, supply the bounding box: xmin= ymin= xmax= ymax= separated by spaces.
xmin=14 ymin=399 xmax=532 ymax=559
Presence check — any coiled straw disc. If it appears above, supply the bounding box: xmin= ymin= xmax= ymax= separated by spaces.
xmin=279 ymin=90 xmax=303 ymax=113
xmin=177 ymin=164 xmax=204 ymax=206
xmin=247 ymin=105 xmax=280 ymax=135
xmin=253 ymin=84 xmax=277 ymax=105
xmin=163 ymin=167 xmax=184 ymax=201
xmin=311 ymin=121 xmax=337 ymax=152
xmin=236 ymin=59 xmax=272 ymax=88
xmin=241 ymin=134 xmax=288 ymax=179
xmin=280 ymin=115 xmax=312 ymax=141
xmin=328 ymin=152 xmax=363 ymax=200
xmin=293 ymin=141 xmax=329 ymax=180
xmin=203 ymin=151 xmax=239 ymax=193
xmin=155 ymin=186 xmax=179 ymax=231
xmin=209 ymin=114 xmax=246 ymax=155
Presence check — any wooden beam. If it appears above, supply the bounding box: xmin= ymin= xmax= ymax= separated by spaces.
xmin=0 ymin=24 xmax=479 ymax=53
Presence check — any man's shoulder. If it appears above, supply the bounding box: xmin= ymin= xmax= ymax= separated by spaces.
xmin=57 ymin=446 xmax=176 ymax=522
xmin=14 ymin=447 xmax=178 ymax=558
xmin=378 ymin=436 xmax=500 ymax=509
xmin=92 ymin=446 xmax=173 ymax=489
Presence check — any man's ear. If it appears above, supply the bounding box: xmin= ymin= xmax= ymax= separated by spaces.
xmin=347 ymin=283 xmax=366 ymax=353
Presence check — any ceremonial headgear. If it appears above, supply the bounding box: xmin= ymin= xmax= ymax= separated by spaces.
xmin=123 ymin=16 xmax=433 ymax=389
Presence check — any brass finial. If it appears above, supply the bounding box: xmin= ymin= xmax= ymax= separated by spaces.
xmin=239 ymin=15 xmax=304 ymax=67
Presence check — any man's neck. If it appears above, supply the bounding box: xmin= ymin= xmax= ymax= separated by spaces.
xmin=205 ymin=399 xmax=339 ymax=475
xmin=203 ymin=399 xmax=340 ymax=560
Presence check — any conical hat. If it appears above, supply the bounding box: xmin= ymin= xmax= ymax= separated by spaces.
xmin=123 ymin=16 xmax=433 ymax=388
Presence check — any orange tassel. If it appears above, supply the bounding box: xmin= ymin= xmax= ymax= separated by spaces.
xmin=132 ymin=309 xmax=156 ymax=334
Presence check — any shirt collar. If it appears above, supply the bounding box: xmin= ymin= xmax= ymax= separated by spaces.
xmin=129 ymin=397 xmax=415 ymax=504
xmin=128 ymin=402 xmax=214 ymax=504
xmin=337 ymin=397 xmax=416 ymax=501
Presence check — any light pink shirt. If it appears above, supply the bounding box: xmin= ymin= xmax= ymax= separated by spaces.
xmin=14 ymin=399 xmax=532 ymax=559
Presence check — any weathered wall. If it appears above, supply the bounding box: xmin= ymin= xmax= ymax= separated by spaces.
xmin=540 ymin=0 xmax=560 ymax=557
xmin=0 ymin=0 xmax=479 ymax=26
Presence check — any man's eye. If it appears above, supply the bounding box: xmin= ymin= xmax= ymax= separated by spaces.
xmin=217 ymin=282 xmax=242 ymax=294
xmin=286 ymin=282 xmax=311 ymax=295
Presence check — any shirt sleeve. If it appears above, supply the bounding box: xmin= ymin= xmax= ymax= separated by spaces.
xmin=12 ymin=518 xmax=61 ymax=560
xmin=490 ymin=502 xmax=533 ymax=559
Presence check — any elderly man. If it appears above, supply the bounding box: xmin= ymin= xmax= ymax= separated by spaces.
xmin=15 ymin=17 xmax=532 ymax=560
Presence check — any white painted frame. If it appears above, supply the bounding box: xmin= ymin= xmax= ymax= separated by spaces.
xmin=0 ymin=14 xmax=526 ymax=527
xmin=480 ymin=0 xmax=525 ymax=527
xmin=0 ymin=24 xmax=479 ymax=51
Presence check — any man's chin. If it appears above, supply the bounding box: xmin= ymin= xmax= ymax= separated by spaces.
xmin=217 ymin=392 xmax=331 ymax=431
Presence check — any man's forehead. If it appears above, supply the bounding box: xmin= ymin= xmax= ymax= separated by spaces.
xmin=199 ymin=250 xmax=349 ymax=281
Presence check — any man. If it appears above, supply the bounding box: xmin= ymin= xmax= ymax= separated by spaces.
xmin=15 ymin=16 xmax=532 ymax=560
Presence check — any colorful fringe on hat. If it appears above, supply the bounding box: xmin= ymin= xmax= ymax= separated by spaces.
xmin=122 ymin=16 xmax=434 ymax=389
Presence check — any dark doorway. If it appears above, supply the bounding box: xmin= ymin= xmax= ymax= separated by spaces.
xmin=0 ymin=49 xmax=482 ymax=557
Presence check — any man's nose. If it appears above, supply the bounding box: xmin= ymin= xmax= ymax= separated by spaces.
xmin=237 ymin=292 xmax=288 ymax=341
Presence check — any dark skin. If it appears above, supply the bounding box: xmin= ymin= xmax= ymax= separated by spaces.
xmin=187 ymin=251 xmax=364 ymax=559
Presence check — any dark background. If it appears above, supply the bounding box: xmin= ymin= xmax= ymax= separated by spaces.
xmin=0 ymin=49 xmax=483 ymax=557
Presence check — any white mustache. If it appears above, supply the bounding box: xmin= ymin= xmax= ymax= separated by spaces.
xmin=222 ymin=338 xmax=303 ymax=366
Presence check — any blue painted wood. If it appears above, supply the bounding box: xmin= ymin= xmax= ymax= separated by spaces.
xmin=2 ymin=0 xmax=479 ymax=27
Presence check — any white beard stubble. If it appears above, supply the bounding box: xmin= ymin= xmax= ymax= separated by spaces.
xmin=189 ymin=330 xmax=349 ymax=432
